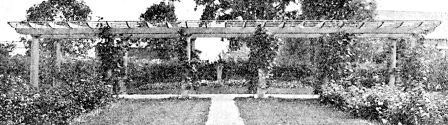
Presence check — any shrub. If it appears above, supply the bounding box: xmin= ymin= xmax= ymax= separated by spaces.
xmin=425 ymin=57 xmax=448 ymax=91
xmin=320 ymin=81 xmax=448 ymax=125
xmin=0 ymin=60 xmax=113 ymax=124
xmin=0 ymin=55 xmax=30 ymax=94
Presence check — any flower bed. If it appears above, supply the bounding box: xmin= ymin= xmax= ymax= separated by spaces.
xmin=320 ymin=81 xmax=448 ymax=125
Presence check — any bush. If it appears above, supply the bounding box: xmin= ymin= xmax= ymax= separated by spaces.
xmin=320 ymin=81 xmax=448 ymax=125
xmin=425 ymin=57 xmax=448 ymax=91
xmin=0 ymin=60 xmax=114 ymax=124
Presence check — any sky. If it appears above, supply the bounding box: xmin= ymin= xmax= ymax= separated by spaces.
xmin=1 ymin=0 xmax=448 ymax=59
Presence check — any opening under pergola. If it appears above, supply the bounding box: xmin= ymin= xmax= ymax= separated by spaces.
xmin=8 ymin=20 xmax=441 ymax=95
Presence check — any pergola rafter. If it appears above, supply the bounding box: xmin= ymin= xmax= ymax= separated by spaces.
xmin=7 ymin=20 xmax=442 ymax=95
xmin=9 ymin=20 xmax=441 ymax=38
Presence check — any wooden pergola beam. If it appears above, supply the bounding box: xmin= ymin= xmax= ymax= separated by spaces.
xmin=35 ymin=33 xmax=414 ymax=39
xmin=13 ymin=27 xmax=435 ymax=37
xmin=9 ymin=20 xmax=441 ymax=39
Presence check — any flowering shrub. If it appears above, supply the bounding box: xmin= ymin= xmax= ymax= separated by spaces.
xmin=320 ymin=81 xmax=448 ymax=125
xmin=0 ymin=55 xmax=30 ymax=94
xmin=0 ymin=60 xmax=114 ymax=124
xmin=425 ymin=57 xmax=448 ymax=91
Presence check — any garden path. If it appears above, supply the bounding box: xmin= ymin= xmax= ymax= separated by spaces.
xmin=205 ymin=95 xmax=245 ymax=125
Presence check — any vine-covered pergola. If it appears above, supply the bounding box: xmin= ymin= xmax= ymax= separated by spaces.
xmin=8 ymin=20 xmax=441 ymax=94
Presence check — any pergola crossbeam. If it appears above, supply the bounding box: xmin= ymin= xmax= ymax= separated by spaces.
xmin=9 ymin=20 xmax=440 ymax=39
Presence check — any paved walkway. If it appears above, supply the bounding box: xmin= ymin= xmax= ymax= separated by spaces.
xmin=118 ymin=94 xmax=319 ymax=125
xmin=205 ymin=95 xmax=244 ymax=125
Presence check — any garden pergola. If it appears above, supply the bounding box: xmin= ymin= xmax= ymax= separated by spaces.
xmin=8 ymin=20 xmax=441 ymax=94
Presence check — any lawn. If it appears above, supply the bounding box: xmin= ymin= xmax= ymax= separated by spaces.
xmin=235 ymin=97 xmax=376 ymax=125
xmin=72 ymin=98 xmax=211 ymax=125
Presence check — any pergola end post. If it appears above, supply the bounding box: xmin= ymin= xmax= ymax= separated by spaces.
xmin=30 ymin=35 xmax=40 ymax=90
xmin=388 ymin=38 xmax=398 ymax=87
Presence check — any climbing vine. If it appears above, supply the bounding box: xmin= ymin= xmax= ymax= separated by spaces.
xmin=96 ymin=25 xmax=129 ymax=91
xmin=245 ymin=25 xmax=280 ymax=93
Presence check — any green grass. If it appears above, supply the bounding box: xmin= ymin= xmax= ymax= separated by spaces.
xmin=235 ymin=98 xmax=376 ymax=125
xmin=72 ymin=98 xmax=211 ymax=125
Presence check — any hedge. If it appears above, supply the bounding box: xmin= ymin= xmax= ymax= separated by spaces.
xmin=127 ymin=59 xmax=314 ymax=89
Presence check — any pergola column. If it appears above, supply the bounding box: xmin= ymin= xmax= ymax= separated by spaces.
xmin=216 ymin=63 xmax=223 ymax=85
xmin=118 ymin=40 xmax=129 ymax=94
xmin=256 ymin=68 xmax=268 ymax=98
xmin=30 ymin=35 xmax=40 ymax=90
xmin=181 ymin=37 xmax=192 ymax=97
xmin=187 ymin=37 xmax=192 ymax=61
xmin=116 ymin=50 xmax=128 ymax=94
xmin=54 ymin=40 xmax=62 ymax=87
xmin=389 ymin=38 xmax=398 ymax=86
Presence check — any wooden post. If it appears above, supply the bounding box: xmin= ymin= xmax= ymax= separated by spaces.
xmin=30 ymin=36 xmax=40 ymax=90
xmin=389 ymin=39 xmax=397 ymax=86
xmin=119 ymin=46 xmax=129 ymax=94
xmin=256 ymin=68 xmax=268 ymax=98
xmin=181 ymin=37 xmax=192 ymax=97
xmin=216 ymin=64 xmax=223 ymax=85
xmin=187 ymin=37 xmax=192 ymax=61
xmin=55 ymin=41 xmax=62 ymax=70
xmin=54 ymin=40 xmax=62 ymax=87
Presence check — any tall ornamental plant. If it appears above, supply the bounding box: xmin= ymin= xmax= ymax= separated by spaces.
xmin=246 ymin=25 xmax=280 ymax=98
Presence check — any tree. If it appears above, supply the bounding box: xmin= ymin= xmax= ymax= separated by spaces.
xmin=194 ymin=0 xmax=298 ymax=20
xmin=140 ymin=1 xmax=177 ymax=22
xmin=26 ymin=0 xmax=91 ymax=21
xmin=301 ymin=0 xmax=376 ymax=20
xmin=140 ymin=1 xmax=200 ymax=60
